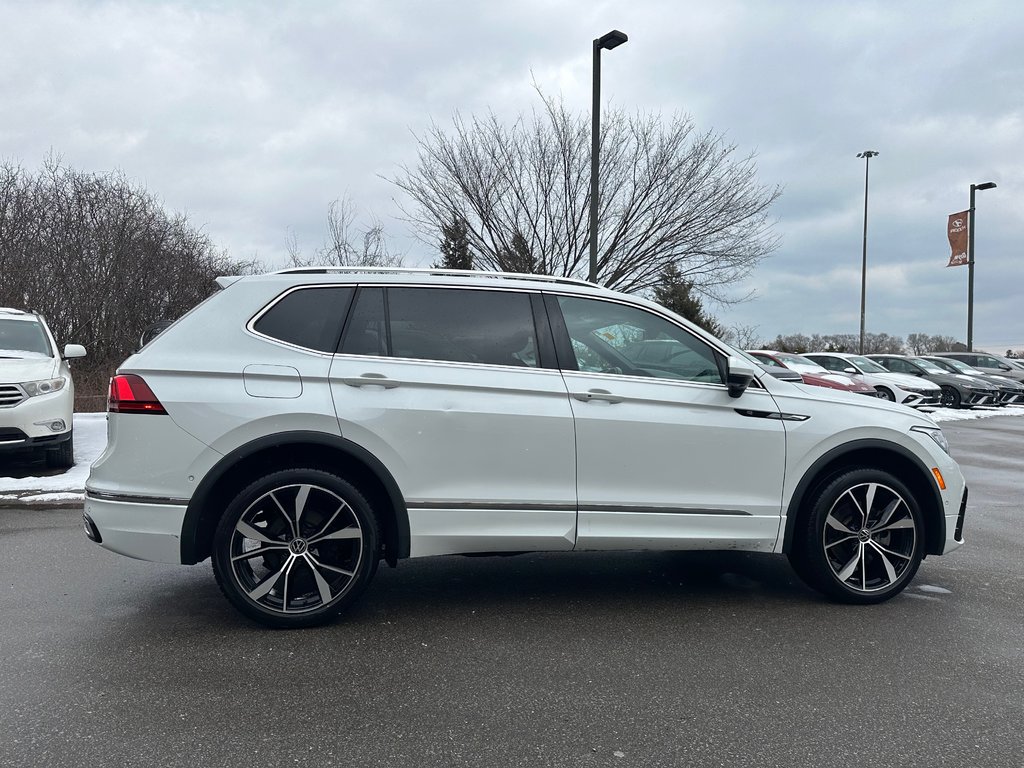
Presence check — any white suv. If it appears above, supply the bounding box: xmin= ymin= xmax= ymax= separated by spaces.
xmin=85 ymin=269 xmax=968 ymax=627
xmin=1 ymin=308 xmax=86 ymax=468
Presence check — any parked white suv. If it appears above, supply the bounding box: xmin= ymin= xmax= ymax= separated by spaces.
xmin=85 ymin=269 xmax=968 ymax=627
xmin=1 ymin=308 xmax=86 ymax=468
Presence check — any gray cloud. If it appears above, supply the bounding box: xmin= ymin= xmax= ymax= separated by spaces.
xmin=1 ymin=0 xmax=1020 ymax=349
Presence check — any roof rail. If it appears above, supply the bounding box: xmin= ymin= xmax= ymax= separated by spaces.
xmin=272 ymin=266 xmax=599 ymax=289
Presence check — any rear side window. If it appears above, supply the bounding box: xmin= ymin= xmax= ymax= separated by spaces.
xmin=252 ymin=287 xmax=354 ymax=353
xmin=339 ymin=286 xmax=540 ymax=368
xmin=387 ymin=288 xmax=539 ymax=367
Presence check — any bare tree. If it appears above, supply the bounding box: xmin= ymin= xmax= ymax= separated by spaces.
xmin=289 ymin=197 xmax=403 ymax=269
xmin=0 ymin=156 xmax=254 ymax=406
xmin=392 ymin=92 xmax=781 ymax=297
xmin=906 ymin=333 xmax=961 ymax=355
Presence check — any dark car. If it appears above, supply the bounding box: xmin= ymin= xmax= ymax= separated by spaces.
xmin=932 ymin=352 xmax=1024 ymax=384
xmin=867 ymin=355 xmax=999 ymax=409
xmin=921 ymin=356 xmax=1024 ymax=405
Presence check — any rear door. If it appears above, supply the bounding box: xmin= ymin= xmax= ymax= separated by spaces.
xmin=546 ymin=293 xmax=787 ymax=552
xmin=328 ymin=285 xmax=577 ymax=557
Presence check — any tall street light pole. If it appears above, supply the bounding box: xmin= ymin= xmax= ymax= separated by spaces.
xmin=589 ymin=29 xmax=628 ymax=284
xmin=856 ymin=150 xmax=879 ymax=355
xmin=967 ymin=181 xmax=997 ymax=351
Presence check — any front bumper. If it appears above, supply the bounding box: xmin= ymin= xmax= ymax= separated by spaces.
xmin=83 ymin=491 xmax=188 ymax=564
xmin=0 ymin=427 xmax=72 ymax=453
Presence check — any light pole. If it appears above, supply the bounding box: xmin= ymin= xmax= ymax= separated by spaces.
xmin=856 ymin=150 xmax=878 ymax=355
xmin=967 ymin=181 xmax=997 ymax=351
xmin=589 ymin=29 xmax=628 ymax=284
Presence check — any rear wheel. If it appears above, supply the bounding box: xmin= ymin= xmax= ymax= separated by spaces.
xmin=940 ymin=385 xmax=962 ymax=409
xmin=212 ymin=468 xmax=379 ymax=628
xmin=789 ymin=468 xmax=923 ymax=604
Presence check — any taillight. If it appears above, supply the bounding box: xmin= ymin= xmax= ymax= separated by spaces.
xmin=108 ymin=374 xmax=168 ymax=415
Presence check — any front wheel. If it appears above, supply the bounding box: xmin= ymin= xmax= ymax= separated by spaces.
xmin=46 ymin=432 xmax=74 ymax=469
xmin=940 ymin=385 xmax=962 ymax=409
xmin=789 ymin=468 xmax=924 ymax=604
xmin=212 ymin=469 xmax=379 ymax=628
xmin=875 ymin=387 xmax=895 ymax=402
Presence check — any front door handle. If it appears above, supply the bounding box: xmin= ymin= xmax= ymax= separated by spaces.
xmin=341 ymin=373 xmax=400 ymax=389
xmin=571 ymin=388 xmax=623 ymax=404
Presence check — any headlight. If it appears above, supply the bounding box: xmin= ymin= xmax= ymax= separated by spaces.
xmin=21 ymin=377 xmax=67 ymax=397
xmin=911 ymin=425 xmax=950 ymax=455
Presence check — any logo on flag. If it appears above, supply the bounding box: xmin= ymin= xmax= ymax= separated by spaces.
xmin=947 ymin=211 xmax=969 ymax=267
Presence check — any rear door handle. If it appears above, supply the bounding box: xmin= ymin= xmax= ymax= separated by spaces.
xmin=571 ymin=388 xmax=623 ymax=404
xmin=341 ymin=373 xmax=400 ymax=389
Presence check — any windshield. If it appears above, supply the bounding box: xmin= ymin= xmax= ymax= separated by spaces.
xmin=938 ymin=358 xmax=974 ymax=374
xmin=0 ymin=318 xmax=52 ymax=357
xmin=912 ymin=358 xmax=947 ymax=374
xmin=772 ymin=352 xmax=827 ymax=374
xmin=849 ymin=355 xmax=887 ymax=373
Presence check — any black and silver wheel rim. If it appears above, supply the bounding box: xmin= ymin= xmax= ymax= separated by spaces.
xmin=822 ymin=482 xmax=916 ymax=594
xmin=877 ymin=388 xmax=895 ymax=401
xmin=940 ymin=387 xmax=958 ymax=407
xmin=229 ymin=483 xmax=364 ymax=615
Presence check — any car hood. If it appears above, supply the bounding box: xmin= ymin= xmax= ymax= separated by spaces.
xmin=0 ymin=356 xmax=59 ymax=383
xmin=768 ymin=380 xmax=935 ymax=423
xmin=875 ymin=371 xmax=940 ymax=391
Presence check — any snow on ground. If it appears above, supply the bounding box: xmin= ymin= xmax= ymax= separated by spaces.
xmin=2 ymin=406 xmax=1024 ymax=504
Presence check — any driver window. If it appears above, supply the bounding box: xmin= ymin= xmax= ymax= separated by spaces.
xmin=555 ymin=295 xmax=724 ymax=385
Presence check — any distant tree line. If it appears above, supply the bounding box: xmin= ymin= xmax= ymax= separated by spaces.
xmin=0 ymin=157 xmax=255 ymax=407
xmin=760 ymin=332 xmax=966 ymax=355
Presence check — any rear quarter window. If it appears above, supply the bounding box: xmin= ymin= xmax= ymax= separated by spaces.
xmin=251 ymin=286 xmax=354 ymax=353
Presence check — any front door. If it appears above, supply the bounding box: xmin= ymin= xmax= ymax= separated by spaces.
xmin=547 ymin=294 xmax=787 ymax=552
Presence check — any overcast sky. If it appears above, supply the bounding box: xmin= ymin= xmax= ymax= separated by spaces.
xmin=2 ymin=1 xmax=1021 ymax=350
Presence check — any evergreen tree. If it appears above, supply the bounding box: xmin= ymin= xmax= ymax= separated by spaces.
xmin=652 ymin=264 xmax=724 ymax=336
xmin=434 ymin=216 xmax=473 ymax=270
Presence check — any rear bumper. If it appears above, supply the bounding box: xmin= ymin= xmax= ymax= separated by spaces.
xmin=83 ymin=491 xmax=188 ymax=564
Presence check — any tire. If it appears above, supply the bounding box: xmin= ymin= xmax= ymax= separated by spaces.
xmin=46 ymin=432 xmax=74 ymax=469
xmin=875 ymin=387 xmax=895 ymax=402
xmin=940 ymin=385 xmax=962 ymax=409
xmin=788 ymin=468 xmax=923 ymax=604
xmin=212 ymin=468 xmax=380 ymax=628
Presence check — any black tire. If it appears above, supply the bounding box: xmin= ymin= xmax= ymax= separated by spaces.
xmin=875 ymin=387 xmax=895 ymax=402
xmin=940 ymin=385 xmax=962 ymax=409
xmin=212 ymin=468 xmax=379 ymax=628
xmin=788 ymin=468 xmax=924 ymax=604
xmin=46 ymin=432 xmax=74 ymax=469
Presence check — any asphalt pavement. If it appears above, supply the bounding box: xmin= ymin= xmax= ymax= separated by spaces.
xmin=1 ymin=417 xmax=1022 ymax=767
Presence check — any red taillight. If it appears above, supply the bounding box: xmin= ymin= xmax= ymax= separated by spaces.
xmin=108 ymin=374 xmax=168 ymax=415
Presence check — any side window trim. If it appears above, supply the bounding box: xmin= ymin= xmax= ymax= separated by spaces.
xmin=542 ymin=293 xmax=579 ymax=372
xmin=529 ymin=293 xmax=560 ymax=370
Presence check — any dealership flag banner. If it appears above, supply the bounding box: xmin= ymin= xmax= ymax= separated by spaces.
xmin=947 ymin=211 xmax=969 ymax=267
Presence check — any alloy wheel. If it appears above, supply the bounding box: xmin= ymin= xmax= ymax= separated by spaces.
xmin=228 ymin=483 xmax=365 ymax=615
xmin=821 ymin=482 xmax=917 ymax=594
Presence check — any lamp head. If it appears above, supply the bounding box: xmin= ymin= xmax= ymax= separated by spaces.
xmin=857 ymin=150 xmax=879 ymax=159
xmin=973 ymin=181 xmax=997 ymax=191
xmin=596 ymin=30 xmax=628 ymax=49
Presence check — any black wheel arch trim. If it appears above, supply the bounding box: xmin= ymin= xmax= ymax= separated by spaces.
xmin=782 ymin=438 xmax=946 ymax=555
xmin=179 ymin=431 xmax=410 ymax=565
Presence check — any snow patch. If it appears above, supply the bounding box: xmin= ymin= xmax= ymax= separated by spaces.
xmin=917 ymin=584 xmax=952 ymax=594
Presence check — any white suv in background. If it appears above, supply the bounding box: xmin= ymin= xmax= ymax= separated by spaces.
xmin=85 ymin=269 xmax=968 ymax=628
xmin=0 ymin=308 xmax=86 ymax=468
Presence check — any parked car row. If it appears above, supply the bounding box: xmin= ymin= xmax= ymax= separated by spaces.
xmin=746 ymin=348 xmax=1024 ymax=409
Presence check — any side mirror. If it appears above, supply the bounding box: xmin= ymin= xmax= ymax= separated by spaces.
xmin=726 ymin=357 xmax=756 ymax=398
xmin=999 ymin=364 xmax=1012 ymax=371
xmin=63 ymin=344 xmax=87 ymax=359
xmin=843 ymin=367 xmax=857 ymax=374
